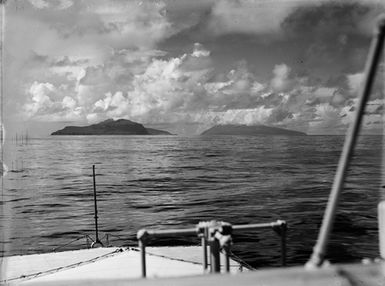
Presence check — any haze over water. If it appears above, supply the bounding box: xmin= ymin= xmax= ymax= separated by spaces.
xmin=1 ymin=135 xmax=381 ymax=268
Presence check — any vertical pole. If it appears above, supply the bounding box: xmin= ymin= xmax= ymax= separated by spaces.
xmin=281 ymin=224 xmax=287 ymax=266
xmin=307 ymin=16 xmax=385 ymax=268
xmin=202 ymin=227 xmax=208 ymax=270
xmin=379 ymin=202 xmax=385 ymax=258
xmin=224 ymin=247 xmax=230 ymax=273
xmin=139 ymin=240 xmax=147 ymax=278
xmin=209 ymin=237 xmax=221 ymax=273
xmin=0 ymin=1 xmax=4 ymax=149
xmin=93 ymin=165 xmax=99 ymax=242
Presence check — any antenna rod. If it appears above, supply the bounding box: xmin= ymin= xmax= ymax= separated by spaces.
xmin=307 ymin=16 xmax=385 ymax=268
xmin=93 ymin=165 xmax=100 ymax=242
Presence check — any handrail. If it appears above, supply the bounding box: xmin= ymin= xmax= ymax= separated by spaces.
xmin=306 ymin=15 xmax=385 ymax=268
xmin=233 ymin=221 xmax=285 ymax=230
xmin=137 ymin=220 xmax=287 ymax=278
xmin=140 ymin=228 xmax=197 ymax=237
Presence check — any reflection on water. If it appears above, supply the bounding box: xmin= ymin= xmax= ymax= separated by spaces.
xmin=1 ymin=135 xmax=382 ymax=268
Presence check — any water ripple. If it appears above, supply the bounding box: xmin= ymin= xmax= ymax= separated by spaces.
xmin=2 ymin=135 xmax=382 ymax=268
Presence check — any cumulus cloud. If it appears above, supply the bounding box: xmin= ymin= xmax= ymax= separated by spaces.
xmin=346 ymin=69 xmax=383 ymax=100
xmin=347 ymin=72 xmax=364 ymax=93
xmin=24 ymin=82 xmax=56 ymax=116
xmin=11 ymin=0 xmax=384 ymax=136
xmin=95 ymin=55 xmax=200 ymax=121
xmin=23 ymin=81 xmax=82 ymax=121
xmin=309 ymin=112 xmax=342 ymax=133
xmin=75 ymin=45 xmax=275 ymax=126
xmin=192 ymin=43 xmax=210 ymax=57
xmin=22 ymin=40 xmax=371 ymax=135
xmin=271 ymin=64 xmax=292 ymax=92
xmin=29 ymin=0 xmax=74 ymax=10
xmin=8 ymin=0 xmax=176 ymax=125
xmin=62 ymin=96 xmax=77 ymax=109
xmin=28 ymin=0 xmax=49 ymax=9
xmin=210 ymin=107 xmax=273 ymax=126
xmin=312 ymin=103 xmax=342 ymax=128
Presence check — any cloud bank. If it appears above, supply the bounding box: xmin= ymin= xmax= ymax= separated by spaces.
xmin=4 ymin=0 xmax=385 ymax=135
xmin=21 ymin=42 xmax=382 ymax=134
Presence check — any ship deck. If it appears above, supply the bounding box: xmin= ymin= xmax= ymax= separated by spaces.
xmin=1 ymin=246 xmax=243 ymax=285
xmin=1 ymin=246 xmax=384 ymax=285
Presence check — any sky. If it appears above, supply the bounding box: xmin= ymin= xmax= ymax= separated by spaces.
xmin=2 ymin=0 xmax=385 ymax=137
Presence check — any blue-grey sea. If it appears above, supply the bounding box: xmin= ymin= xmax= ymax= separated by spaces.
xmin=1 ymin=135 xmax=382 ymax=268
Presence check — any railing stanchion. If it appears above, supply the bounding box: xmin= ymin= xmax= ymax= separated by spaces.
xmin=209 ymin=234 xmax=221 ymax=273
xmin=223 ymin=246 xmax=230 ymax=272
xmin=218 ymin=222 xmax=233 ymax=273
xmin=137 ymin=230 xmax=149 ymax=278
xmin=139 ymin=240 xmax=146 ymax=278
xmin=201 ymin=226 xmax=208 ymax=270
xmin=271 ymin=220 xmax=287 ymax=267
xmin=280 ymin=222 xmax=287 ymax=267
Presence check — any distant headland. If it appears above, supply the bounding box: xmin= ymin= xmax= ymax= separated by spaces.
xmin=51 ymin=119 xmax=173 ymax=135
xmin=201 ymin=124 xmax=306 ymax=136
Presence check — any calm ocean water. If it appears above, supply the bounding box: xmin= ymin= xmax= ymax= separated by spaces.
xmin=1 ymin=135 xmax=382 ymax=268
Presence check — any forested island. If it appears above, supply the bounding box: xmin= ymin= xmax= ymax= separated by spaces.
xmin=201 ymin=124 xmax=306 ymax=136
xmin=51 ymin=119 xmax=173 ymax=135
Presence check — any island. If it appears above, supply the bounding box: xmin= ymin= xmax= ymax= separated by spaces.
xmin=51 ymin=119 xmax=173 ymax=135
xmin=201 ymin=124 xmax=306 ymax=136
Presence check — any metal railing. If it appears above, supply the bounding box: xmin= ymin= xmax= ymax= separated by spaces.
xmin=137 ymin=220 xmax=287 ymax=278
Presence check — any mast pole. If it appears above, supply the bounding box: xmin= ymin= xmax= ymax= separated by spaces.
xmin=307 ymin=16 xmax=385 ymax=268
xmin=93 ymin=165 xmax=100 ymax=243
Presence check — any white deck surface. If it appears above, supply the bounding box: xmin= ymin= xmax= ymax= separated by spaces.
xmin=1 ymin=246 xmax=243 ymax=285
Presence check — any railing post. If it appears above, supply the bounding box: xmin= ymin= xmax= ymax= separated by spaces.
xmin=223 ymin=246 xmax=230 ymax=272
xmin=272 ymin=220 xmax=287 ymax=267
xmin=218 ymin=222 xmax=233 ymax=273
xmin=209 ymin=233 xmax=221 ymax=273
xmin=198 ymin=223 xmax=209 ymax=271
xmin=203 ymin=227 xmax=208 ymax=270
xmin=207 ymin=222 xmax=222 ymax=273
xmin=280 ymin=222 xmax=287 ymax=267
xmin=139 ymin=240 xmax=146 ymax=278
xmin=137 ymin=229 xmax=149 ymax=278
